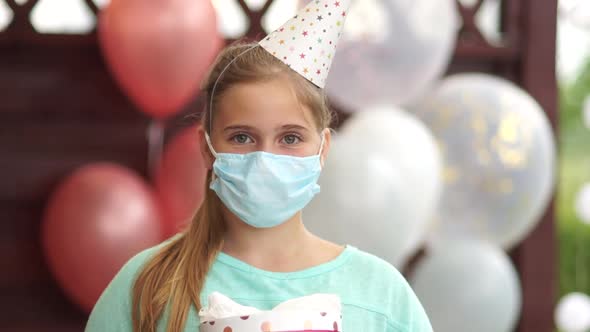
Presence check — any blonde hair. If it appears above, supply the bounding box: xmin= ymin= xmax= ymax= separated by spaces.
xmin=131 ymin=41 xmax=333 ymax=332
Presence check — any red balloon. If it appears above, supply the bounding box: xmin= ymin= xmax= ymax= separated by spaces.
xmin=155 ymin=125 xmax=207 ymax=237
xmin=42 ymin=163 xmax=164 ymax=312
xmin=98 ymin=0 xmax=223 ymax=118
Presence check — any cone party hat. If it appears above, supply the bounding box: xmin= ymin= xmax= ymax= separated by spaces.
xmin=258 ymin=0 xmax=352 ymax=88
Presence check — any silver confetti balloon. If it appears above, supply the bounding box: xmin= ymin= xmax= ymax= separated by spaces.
xmin=412 ymin=73 xmax=557 ymax=250
xmin=326 ymin=0 xmax=460 ymax=111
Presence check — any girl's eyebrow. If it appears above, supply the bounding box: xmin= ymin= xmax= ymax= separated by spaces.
xmin=223 ymin=125 xmax=257 ymax=132
xmin=223 ymin=124 xmax=311 ymax=133
xmin=279 ymin=124 xmax=310 ymax=132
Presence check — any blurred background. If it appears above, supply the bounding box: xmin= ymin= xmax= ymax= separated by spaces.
xmin=0 ymin=0 xmax=589 ymax=331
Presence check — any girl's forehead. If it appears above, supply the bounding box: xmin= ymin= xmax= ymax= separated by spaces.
xmin=213 ymin=77 xmax=319 ymax=130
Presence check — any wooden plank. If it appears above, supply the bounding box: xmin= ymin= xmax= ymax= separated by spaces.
xmin=0 ymin=122 xmax=149 ymax=154
xmin=455 ymin=42 xmax=519 ymax=60
xmin=0 ymin=204 xmax=86 ymax=330
xmin=0 ymin=283 xmax=86 ymax=329
xmin=0 ymin=44 xmax=141 ymax=121
xmin=0 ymin=203 xmax=48 ymax=287
xmin=0 ymin=116 xmax=210 ymax=201
xmin=515 ymin=0 xmax=558 ymax=331
xmin=0 ymin=155 xmax=149 ymax=202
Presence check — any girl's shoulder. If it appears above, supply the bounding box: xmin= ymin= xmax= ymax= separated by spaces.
xmin=123 ymin=238 xmax=173 ymax=274
xmin=105 ymin=237 xmax=175 ymax=289
xmin=338 ymin=247 xmax=433 ymax=332
xmin=341 ymin=246 xmax=406 ymax=284
xmin=85 ymin=238 xmax=174 ymax=332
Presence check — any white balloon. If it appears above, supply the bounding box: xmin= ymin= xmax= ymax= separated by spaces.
xmin=560 ymin=0 xmax=581 ymax=14
xmin=326 ymin=0 xmax=459 ymax=111
xmin=555 ymin=293 xmax=590 ymax=332
xmin=564 ymin=0 xmax=590 ymax=30
xmin=575 ymin=183 xmax=590 ymax=224
xmin=410 ymin=241 xmax=522 ymax=332
xmin=412 ymin=73 xmax=557 ymax=250
xmin=304 ymin=107 xmax=442 ymax=267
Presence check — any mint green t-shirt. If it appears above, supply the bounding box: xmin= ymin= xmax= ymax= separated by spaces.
xmin=86 ymin=242 xmax=432 ymax=332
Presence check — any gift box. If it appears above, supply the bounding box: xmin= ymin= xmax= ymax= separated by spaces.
xmin=199 ymin=309 xmax=342 ymax=332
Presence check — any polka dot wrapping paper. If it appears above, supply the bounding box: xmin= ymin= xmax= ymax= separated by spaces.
xmin=199 ymin=310 xmax=342 ymax=332
xmin=258 ymin=0 xmax=352 ymax=88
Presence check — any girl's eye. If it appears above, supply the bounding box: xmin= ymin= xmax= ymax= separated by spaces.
xmin=231 ymin=134 xmax=253 ymax=144
xmin=281 ymin=134 xmax=302 ymax=145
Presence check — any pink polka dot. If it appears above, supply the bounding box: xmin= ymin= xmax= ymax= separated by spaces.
xmin=261 ymin=321 xmax=272 ymax=332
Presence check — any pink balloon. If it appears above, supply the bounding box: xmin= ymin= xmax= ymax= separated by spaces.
xmin=155 ymin=125 xmax=207 ymax=237
xmin=42 ymin=163 xmax=164 ymax=312
xmin=98 ymin=0 xmax=223 ymax=118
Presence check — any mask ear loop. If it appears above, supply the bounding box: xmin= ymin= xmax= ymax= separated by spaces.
xmin=204 ymin=133 xmax=218 ymax=158
xmin=205 ymin=132 xmax=219 ymax=182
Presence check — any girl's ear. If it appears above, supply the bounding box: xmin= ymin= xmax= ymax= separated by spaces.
xmin=198 ymin=125 xmax=215 ymax=170
xmin=320 ymin=128 xmax=331 ymax=168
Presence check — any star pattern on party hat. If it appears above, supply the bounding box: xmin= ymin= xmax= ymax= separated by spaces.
xmin=259 ymin=0 xmax=352 ymax=89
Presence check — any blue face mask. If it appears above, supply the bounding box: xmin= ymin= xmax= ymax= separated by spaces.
xmin=205 ymin=133 xmax=324 ymax=228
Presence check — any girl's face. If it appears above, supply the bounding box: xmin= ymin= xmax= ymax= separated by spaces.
xmin=201 ymin=75 xmax=331 ymax=167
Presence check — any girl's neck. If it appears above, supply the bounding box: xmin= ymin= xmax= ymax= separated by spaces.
xmin=220 ymin=209 xmax=342 ymax=272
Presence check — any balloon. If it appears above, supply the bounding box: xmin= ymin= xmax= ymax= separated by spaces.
xmin=410 ymin=241 xmax=522 ymax=332
xmin=304 ymin=107 xmax=442 ymax=267
xmin=155 ymin=125 xmax=207 ymax=236
xmin=562 ymin=0 xmax=590 ymax=30
xmin=325 ymin=0 xmax=459 ymax=111
xmin=411 ymin=73 xmax=557 ymax=250
xmin=98 ymin=0 xmax=222 ymax=118
xmin=555 ymin=292 xmax=590 ymax=332
xmin=575 ymin=183 xmax=590 ymax=225
xmin=42 ymin=163 xmax=163 ymax=312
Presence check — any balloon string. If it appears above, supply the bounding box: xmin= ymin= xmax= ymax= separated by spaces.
xmin=147 ymin=120 xmax=166 ymax=180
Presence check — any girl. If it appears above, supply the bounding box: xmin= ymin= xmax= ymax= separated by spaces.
xmin=86 ymin=3 xmax=432 ymax=331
